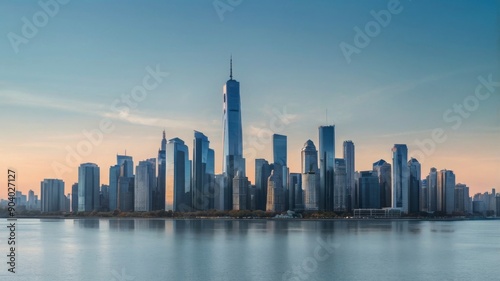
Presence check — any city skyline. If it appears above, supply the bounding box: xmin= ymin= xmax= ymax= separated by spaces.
xmin=1 ymin=0 xmax=499 ymax=198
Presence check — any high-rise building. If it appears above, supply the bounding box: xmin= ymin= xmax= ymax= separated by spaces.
xmin=343 ymin=141 xmax=355 ymax=211
xmin=222 ymin=57 xmax=246 ymax=210
xmin=118 ymin=161 xmax=134 ymax=212
xmin=193 ymin=131 xmax=215 ymax=210
xmin=233 ymin=171 xmax=249 ymax=210
xmin=333 ymin=158 xmax=347 ymax=212
xmin=78 ymin=163 xmax=100 ymax=212
xmin=71 ymin=183 xmax=78 ymax=213
xmin=455 ymin=183 xmax=468 ymax=213
xmin=155 ymin=130 xmax=167 ymax=211
xmin=289 ymin=173 xmax=302 ymax=210
xmin=408 ymin=158 xmax=421 ymax=214
xmin=496 ymin=195 xmax=500 ymax=217
xmin=373 ymin=159 xmax=391 ymax=208
xmin=319 ymin=125 xmax=335 ymax=211
xmin=357 ymin=171 xmax=380 ymax=209
xmin=135 ymin=158 xmax=156 ymax=211
xmin=117 ymin=155 xmax=133 ymax=177
xmin=41 ymin=179 xmax=65 ymax=212
xmin=100 ymin=184 xmax=109 ymax=211
xmin=437 ymin=169 xmax=455 ymax=214
xmin=108 ymin=164 xmax=120 ymax=211
xmin=420 ymin=179 xmax=428 ymax=212
xmin=166 ymin=137 xmax=190 ymax=211
xmin=213 ymin=174 xmax=227 ymax=211
xmin=266 ymin=169 xmax=285 ymax=212
xmin=255 ymin=159 xmax=271 ymax=210
xmin=273 ymin=134 xmax=287 ymax=167
xmin=302 ymin=140 xmax=319 ymax=211
xmin=427 ymin=167 xmax=438 ymax=212
xmin=392 ymin=144 xmax=409 ymax=213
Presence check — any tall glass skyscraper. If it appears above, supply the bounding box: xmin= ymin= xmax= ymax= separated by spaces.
xmin=373 ymin=159 xmax=391 ymax=208
xmin=166 ymin=137 xmax=190 ymax=212
xmin=343 ymin=140 xmax=355 ymax=210
xmin=427 ymin=167 xmax=438 ymax=212
xmin=155 ymin=130 xmax=167 ymax=211
xmin=273 ymin=134 xmax=287 ymax=166
xmin=392 ymin=144 xmax=409 ymax=213
xmin=193 ymin=131 xmax=215 ymax=210
xmin=108 ymin=165 xmax=120 ymax=211
xmin=319 ymin=125 xmax=335 ymax=211
xmin=78 ymin=163 xmax=100 ymax=212
xmin=117 ymin=155 xmax=133 ymax=177
xmin=333 ymin=158 xmax=347 ymax=211
xmin=302 ymin=140 xmax=319 ymax=211
xmin=41 ymin=179 xmax=65 ymax=212
xmin=437 ymin=169 xmax=455 ymax=214
xmin=408 ymin=158 xmax=421 ymax=214
xmin=135 ymin=158 xmax=156 ymax=212
xmin=255 ymin=159 xmax=271 ymax=210
xmin=222 ymin=57 xmax=245 ymax=210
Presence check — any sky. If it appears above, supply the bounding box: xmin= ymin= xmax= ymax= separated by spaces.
xmin=0 ymin=0 xmax=499 ymax=199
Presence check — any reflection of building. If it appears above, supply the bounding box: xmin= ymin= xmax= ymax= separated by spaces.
xmin=41 ymin=179 xmax=65 ymax=212
xmin=302 ymin=140 xmax=319 ymax=211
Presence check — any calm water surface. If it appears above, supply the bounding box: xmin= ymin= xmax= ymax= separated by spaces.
xmin=0 ymin=219 xmax=498 ymax=281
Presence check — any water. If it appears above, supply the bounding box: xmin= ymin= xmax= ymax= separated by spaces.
xmin=0 ymin=219 xmax=498 ymax=281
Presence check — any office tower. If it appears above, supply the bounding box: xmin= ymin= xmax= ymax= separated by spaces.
xmin=357 ymin=171 xmax=381 ymax=209
xmin=273 ymin=134 xmax=287 ymax=166
xmin=117 ymin=155 xmax=133 ymax=177
xmin=213 ymin=174 xmax=227 ymax=210
xmin=455 ymin=183 xmax=468 ymax=213
xmin=343 ymin=141 xmax=355 ymax=211
xmin=248 ymin=185 xmax=257 ymax=210
xmin=392 ymin=144 xmax=409 ymax=213
xmin=233 ymin=171 xmax=249 ymax=210
xmin=373 ymin=159 xmax=391 ymax=208
xmin=496 ymin=195 xmax=500 ymax=217
xmin=135 ymin=158 xmax=156 ymax=212
xmin=334 ymin=158 xmax=347 ymax=211
xmin=319 ymin=125 xmax=335 ymax=211
xmin=155 ymin=130 xmax=167 ymax=211
xmin=193 ymin=131 xmax=215 ymax=210
xmin=100 ymin=184 xmax=109 ymax=211
xmin=40 ymin=179 xmax=65 ymax=212
xmin=266 ymin=169 xmax=285 ymax=212
xmin=71 ymin=183 xmax=78 ymax=213
xmin=255 ymin=159 xmax=272 ymax=210
xmin=222 ymin=57 xmax=246 ymax=210
xmin=166 ymin=137 xmax=190 ymax=211
xmin=65 ymin=194 xmax=71 ymax=212
xmin=27 ymin=190 xmax=36 ymax=210
xmin=437 ymin=169 xmax=455 ymax=214
xmin=289 ymin=173 xmax=302 ymax=210
xmin=302 ymin=140 xmax=319 ymax=211
xmin=109 ymin=165 xmax=120 ymax=211
xmin=78 ymin=163 xmax=100 ymax=212
xmin=408 ymin=158 xmax=421 ymax=214
xmin=427 ymin=167 xmax=438 ymax=212
xmin=118 ymin=164 xmax=134 ymax=212
xmin=420 ymin=179 xmax=428 ymax=212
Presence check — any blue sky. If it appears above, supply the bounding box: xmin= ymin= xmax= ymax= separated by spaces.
xmin=0 ymin=0 xmax=499 ymax=196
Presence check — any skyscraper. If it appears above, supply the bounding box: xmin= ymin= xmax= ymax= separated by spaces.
xmin=78 ymin=163 xmax=100 ymax=212
xmin=100 ymin=184 xmax=109 ymax=211
xmin=437 ymin=169 xmax=455 ymax=214
xmin=233 ymin=171 xmax=249 ymax=210
xmin=357 ymin=171 xmax=381 ymax=209
xmin=155 ymin=130 xmax=167 ymax=211
xmin=135 ymin=158 xmax=156 ymax=212
xmin=319 ymin=125 xmax=335 ymax=211
xmin=71 ymin=183 xmax=78 ymax=213
xmin=255 ymin=159 xmax=271 ymax=210
xmin=266 ymin=169 xmax=285 ymax=212
xmin=193 ymin=131 xmax=215 ymax=210
xmin=273 ymin=134 xmax=287 ymax=167
xmin=343 ymin=141 xmax=355 ymax=210
xmin=166 ymin=137 xmax=190 ymax=211
xmin=373 ymin=159 xmax=391 ymax=208
xmin=392 ymin=144 xmax=409 ymax=213
xmin=222 ymin=57 xmax=246 ymax=210
xmin=40 ymin=179 xmax=65 ymax=212
xmin=108 ymin=164 xmax=120 ymax=211
xmin=333 ymin=158 xmax=347 ymax=211
xmin=117 ymin=155 xmax=133 ymax=177
xmin=408 ymin=158 xmax=421 ymax=214
xmin=289 ymin=173 xmax=302 ymax=210
xmin=421 ymin=179 xmax=428 ymax=212
xmin=302 ymin=140 xmax=319 ymax=211
xmin=118 ymin=162 xmax=134 ymax=212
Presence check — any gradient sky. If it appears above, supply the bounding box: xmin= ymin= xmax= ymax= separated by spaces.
xmin=1 ymin=0 xmax=499 ymax=199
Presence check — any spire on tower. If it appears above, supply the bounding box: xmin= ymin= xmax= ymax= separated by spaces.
xmin=162 ymin=130 xmax=166 ymax=139
xmin=230 ymin=55 xmax=233 ymax=80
